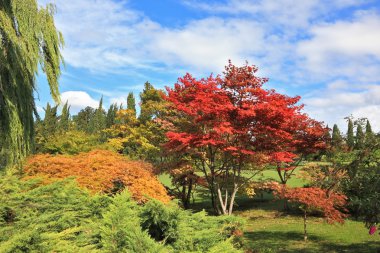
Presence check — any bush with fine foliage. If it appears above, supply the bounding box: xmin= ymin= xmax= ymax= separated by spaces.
xmin=24 ymin=150 xmax=170 ymax=203
xmin=0 ymin=176 xmax=244 ymax=252
xmin=0 ymin=177 xmax=109 ymax=252
xmin=140 ymin=200 xmax=245 ymax=252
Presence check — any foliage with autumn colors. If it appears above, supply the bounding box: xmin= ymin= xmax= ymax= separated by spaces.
xmin=163 ymin=61 xmax=327 ymax=215
xmin=272 ymin=183 xmax=347 ymax=241
xmin=24 ymin=150 xmax=170 ymax=203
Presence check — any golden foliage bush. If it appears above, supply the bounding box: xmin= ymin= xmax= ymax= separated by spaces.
xmin=25 ymin=150 xmax=170 ymax=203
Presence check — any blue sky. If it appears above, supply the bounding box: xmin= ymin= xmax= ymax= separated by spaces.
xmin=36 ymin=0 xmax=380 ymax=131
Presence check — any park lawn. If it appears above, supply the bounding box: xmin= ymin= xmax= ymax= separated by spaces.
xmin=159 ymin=167 xmax=380 ymax=253
xmin=237 ymin=204 xmax=380 ymax=253
xmin=158 ymin=167 xmax=308 ymax=189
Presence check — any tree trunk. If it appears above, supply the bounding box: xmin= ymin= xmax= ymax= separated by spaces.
xmin=228 ymin=184 xmax=238 ymax=215
xmin=217 ymin=186 xmax=228 ymax=214
xmin=303 ymin=209 xmax=308 ymax=242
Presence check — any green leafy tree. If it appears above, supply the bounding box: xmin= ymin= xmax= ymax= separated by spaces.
xmin=139 ymin=82 xmax=166 ymax=124
xmin=73 ymin=106 xmax=95 ymax=133
xmin=365 ymin=120 xmax=374 ymax=143
xmin=90 ymin=97 xmax=106 ymax=134
xmin=331 ymin=124 xmax=343 ymax=149
xmin=346 ymin=119 xmax=355 ymax=150
xmin=355 ymin=124 xmax=365 ymax=149
xmin=127 ymin=92 xmax=136 ymax=118
xmin=0 ymin=0 xmax=64 ymax=168
xmin=106 ymin=104 xmax=118 ymax=128
xmin=59 ymin=101 xmax=70 ymax=132
xmin=344 ymin=135 xmax=380 ymax=229
xmin=42 ymin=103 xmax=59 ymax=138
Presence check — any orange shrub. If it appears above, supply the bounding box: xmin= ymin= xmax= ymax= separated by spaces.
xmin=25 ymin=150 xmax=170 ymax=203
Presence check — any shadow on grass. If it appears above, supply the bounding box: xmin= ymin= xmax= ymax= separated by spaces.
xmin=244 ymin=230 xmax=380 ymax=253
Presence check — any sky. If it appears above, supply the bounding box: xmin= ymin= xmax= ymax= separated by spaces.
xmin=35 ymin=0 xmax=380 ymax=132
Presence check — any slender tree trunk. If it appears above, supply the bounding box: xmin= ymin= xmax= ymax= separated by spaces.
xmin=217 ymin=186 xmax=227 ymax=215
xmin=303 ymin=209 xmax=308 ymax=242
xmin=228 ymin=183 xmax=238 ymax=215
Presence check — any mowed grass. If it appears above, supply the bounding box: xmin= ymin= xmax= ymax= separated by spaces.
xmin=159 ymin=168 xmax=380 ymax=252
xmin=237 ymin=200 xmax=380 ymax=253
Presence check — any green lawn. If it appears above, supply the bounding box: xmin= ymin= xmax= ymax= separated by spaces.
xmin=237 ymin=200 xmax=380 ymax=253
xmin=158 ymin=169 xmax=380 ymax=253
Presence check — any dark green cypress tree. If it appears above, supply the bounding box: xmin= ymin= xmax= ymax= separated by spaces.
xmin=40 ymin=103 xmax=59 ymax=141
xmin=331 ymin=124 xmax=342 ymax=148
xmin=346 ymin=119 xmax=355 ymax=150
xmin=355 ymin=124 xmax=365 ymax=149
xmin=59 ymin=101 xmax=70 ymax=132
xmin=127 ymin=92 xmax=136 ymax=117
xmin=90 ymin=97 xmax=106 ymax=133
xmin=106 ymin=104 xmax=118 ymax=128
xmin=0 ymin=1 xmax=64 ymax=168
xmin=365 ymin=120 xmax=373 ymax=139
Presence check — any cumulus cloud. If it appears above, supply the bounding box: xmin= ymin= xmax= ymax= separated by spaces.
xmin=304 ymin=83 xmax=380 ymax=132
xmin=297 ymin=14 xmax=380 ymax=82
xmin=60 ymin=91 xmax=99 ymax=112
xmin=36 ymin=0 xmax=380 ymax=130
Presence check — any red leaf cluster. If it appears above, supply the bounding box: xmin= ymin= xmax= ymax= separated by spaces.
xmin=24 ymin=150 xmax=171 ymax=203
xmin=272 ymin=184 xmax=347 ymax=223
xmin=164 ymin=62 xmax=327 ymax=162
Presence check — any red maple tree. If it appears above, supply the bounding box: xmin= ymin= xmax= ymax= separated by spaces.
xmin=272 ymin=184 xmax=347 ymax=241
xmin=164 ymin=61 xmax=327 ymax=215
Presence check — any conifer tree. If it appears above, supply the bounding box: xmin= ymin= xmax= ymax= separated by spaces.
xmin=106 ymin=104 xmax=118 ymax=128
xmin=346 ymin=119 xmax=355 ymax=150
xmin=355 ymin=124 xmax=365 ymax=149
xmin=127 ymin=92 xmax=136 ymax=117
xmin=59 ymin=101 xmax=70 ymax=131
xmin=331 ymin=124 xmax=342 ymax=148
xmin=43 ymin=103 xmax=59 ymax=138
xmin=365 ymin=120 xmax=373 ymax=141
xmin=0 ymin=0 xmax=64 ymax=167
xmin=91 ymin=97 xmax=106 ymax=133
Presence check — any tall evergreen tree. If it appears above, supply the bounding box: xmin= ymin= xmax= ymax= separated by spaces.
xmin=59 ymin=101 xmax=70 ymax=131
xmin=355 ymin=124 xmax=365 ymax=149
xmin=90 ymin=97 xmax=106 ymax=133
xmin=127 ymin=92 xmax=136 ymax=117
xmin=0 ymin=1 xmax=64 ymax=168
xmin=42 ymin=103 xmax=59 ymax=138
xmin=346 ymin=119 xmax=355 ymax=150
xmin=106 ymin=104 xmax=118 ymax=128
xmin=365 ymin=120 xmax=373 ymax=139
xmin=331 ymin=124 xmax=342 ymax=148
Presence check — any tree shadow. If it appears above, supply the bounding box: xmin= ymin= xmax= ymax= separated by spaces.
xmin=244 ymin=230 xmax=380 ymax=253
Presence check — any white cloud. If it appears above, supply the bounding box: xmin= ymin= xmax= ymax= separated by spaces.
xmin=304 ymin=84 xmax=380 ymax=132
xmin=297 ymin=14 xmax=380 ymax=82
xmin=151 ymin=18 xmax=265 ymax=73
xmin=60 ymin=91 xmax=99 ymax=112
xmin=37 ymin=0 xmax=380 ymax=130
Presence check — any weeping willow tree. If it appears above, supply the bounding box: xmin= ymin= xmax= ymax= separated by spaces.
xmin=0 ymin=0 xmax=64 ymax=169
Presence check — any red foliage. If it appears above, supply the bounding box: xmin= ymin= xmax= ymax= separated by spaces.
xmin=272 ymin=184 xmax=347 ymax=223
xmin=25 ymin=150 xmax=171 ymax=203
xmin=164 ymin=61 xmax=327 ymax=162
